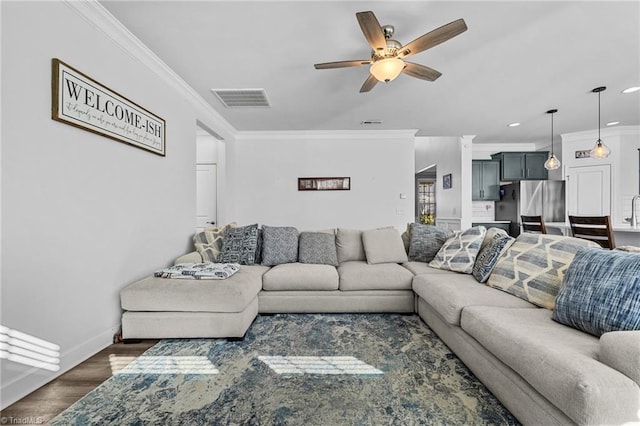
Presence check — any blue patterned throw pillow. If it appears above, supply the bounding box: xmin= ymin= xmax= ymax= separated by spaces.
xmin=553 ymin=247 xmax=640 ymax=336
xmin=218 ymin=223 xmax=259 ymax=265
xmin=429 ymin=226 xmax=486 ymax=274
xmin=261 ymin=225 xmax=299 ymax=266
xmin=472 ymin=233 xmax=515 ymax=283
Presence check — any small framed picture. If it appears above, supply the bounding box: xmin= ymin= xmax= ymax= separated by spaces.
xmin=443 ymin=173 xmax=452 ymax=189
xmin=298 ymin=177 xmax=350 ymax=191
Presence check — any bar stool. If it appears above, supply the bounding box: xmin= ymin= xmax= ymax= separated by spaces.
xmin=568 ymin=215 xmax=616 ymax=249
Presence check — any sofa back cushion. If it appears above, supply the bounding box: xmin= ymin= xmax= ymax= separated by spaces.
xmin=408 ymin=223 xmax=453 ymax=263
xmin=260 ymin=225 xmax=299 ymax=266
xmin=429 ymin=226 xmax=486 ymax=274
xmin=336 ymin=228 xmax=366 ymax=263
xmin=362 ymin=227 xmax=408 ymax=264
xmin=487 ymin=233 xmax=599 ymax=309
xmin=553 ymin=247 xmax=640 ymax=336
xmin=298 ymin=232 xmax=338 ymax=266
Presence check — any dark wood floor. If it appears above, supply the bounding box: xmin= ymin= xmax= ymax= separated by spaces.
xmin=1 ymin=340 xmax=158 ymax=424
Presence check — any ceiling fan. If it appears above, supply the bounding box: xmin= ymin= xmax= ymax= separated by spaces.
xmin=314 ymin=11 xmax=467 ymax=93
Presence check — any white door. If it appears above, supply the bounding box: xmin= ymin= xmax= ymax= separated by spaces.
xmin=196 ymin=164 xmax=217 ymax=231
xmin=566 ymin=164 xmax=611 ymax=217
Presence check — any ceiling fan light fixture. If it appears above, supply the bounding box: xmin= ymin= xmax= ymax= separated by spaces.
xmin=370 ymin=57 xmax=405 ymax=82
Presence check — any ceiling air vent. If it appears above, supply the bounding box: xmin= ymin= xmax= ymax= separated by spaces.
xmin=211 ymin=89 xmax=270 ymax=108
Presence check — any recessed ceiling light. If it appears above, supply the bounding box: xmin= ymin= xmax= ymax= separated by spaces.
xmin=606 ymin=121 xmax=620 ymax=126
xmin=508 ymin=122 xmax=521 ymax=127
xmin=622 ymin=86 xmax=640 ymax=94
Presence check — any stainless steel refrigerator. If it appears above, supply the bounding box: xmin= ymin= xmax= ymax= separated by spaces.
xmin=495 ymin=180 xmax=566 ymax=236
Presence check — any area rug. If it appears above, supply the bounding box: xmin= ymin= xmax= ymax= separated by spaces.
xmin=52 ymin=314 xmax=519 ymax=425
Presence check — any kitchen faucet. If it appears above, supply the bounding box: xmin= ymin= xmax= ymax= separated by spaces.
xmin=632 ymin=195 xmax=640 ymax=227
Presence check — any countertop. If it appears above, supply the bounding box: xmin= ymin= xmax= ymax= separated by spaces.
xmin=471 ymin=220 xmax=511 ymax=224
xmin=546 ymin=222 xmax=640 ymax=233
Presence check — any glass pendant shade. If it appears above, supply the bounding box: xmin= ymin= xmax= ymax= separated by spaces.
xmin=590 ymin=86 xmax=611 ymax=159
xmin=590 ymin=140 xmax=611 ymax=158
xmin=544 ymin=109 xmax=561 ymax=171
xmin=370 ymin=58 xmax=405 ymax=82
xmin=544 ymin=154 xmax=561 ymax=170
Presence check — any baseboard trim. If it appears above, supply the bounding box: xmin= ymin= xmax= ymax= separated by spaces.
xmin=1 ymin=323 xmax=120 ymax=410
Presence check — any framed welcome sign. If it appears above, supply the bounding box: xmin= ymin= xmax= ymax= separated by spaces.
xmin=51 ymin=58 xmax=166 ymax=156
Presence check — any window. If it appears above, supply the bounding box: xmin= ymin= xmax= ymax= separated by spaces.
xmin=418 ymin=181 xmax=436 ymax=224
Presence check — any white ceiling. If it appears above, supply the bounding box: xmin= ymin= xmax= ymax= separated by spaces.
xmin=101 ymin=1 xmax=640 ymax=144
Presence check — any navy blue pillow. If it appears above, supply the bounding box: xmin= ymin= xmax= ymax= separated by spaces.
xmin=553 ymin=247 xmax=640 ymax=336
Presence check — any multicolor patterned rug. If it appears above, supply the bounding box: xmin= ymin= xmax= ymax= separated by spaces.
xmin=52 ymin=314 xmax=519 ymax=425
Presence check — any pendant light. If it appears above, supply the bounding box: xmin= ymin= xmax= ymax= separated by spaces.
xmin=590 ymin=86 xmax=611 ymax=158
xmin=544 ymin=109 xmax=561 ymax=170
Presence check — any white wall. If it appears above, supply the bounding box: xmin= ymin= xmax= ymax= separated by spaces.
xmin=415 ymin=136 xmax=474 ymax=230
xmin=561 ymin=126 xmax=640 ymax=226
xmin=226 ymin=131 xmax=415 ymax=231
xmin=0 ymin=1 xmax=229 ymax=407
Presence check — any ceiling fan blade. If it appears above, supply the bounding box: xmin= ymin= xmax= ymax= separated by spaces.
xmin=402 ymin=62 xmax=442 ymax=81
xmin=360 ymin=74 xmax=378 ymax=93
xmin=314 ymin=60 xmax=371 ymax=69
xmin=356 ymin=11 xmax=387 ymax=52
xmin=397 ymin=18 xmax=467 ymax=58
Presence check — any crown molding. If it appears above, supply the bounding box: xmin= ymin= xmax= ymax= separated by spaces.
xmin=62 ymin=0 xmax=237 ymax=141
xmin=234 ymin=129 xmax=419 ymax=141
xmin=561 ymin=125 xmax=640 ymax=143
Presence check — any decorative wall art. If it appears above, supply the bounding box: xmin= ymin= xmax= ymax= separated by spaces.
xmin=443 ymin=174 xmax=452 ymax=189
xmin=298 ymin=177 xmax=351 ymax=191
xmin=51 ymin=58 xmax=166 ymax=156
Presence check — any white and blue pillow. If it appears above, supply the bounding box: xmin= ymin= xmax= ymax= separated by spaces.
xmin=429 ymin=226 xmax=486 ymax=274
xmin=553 ymin=247 xmax=640 ymax=336
xmin=472 ymin=233 xmax=515 ymax=283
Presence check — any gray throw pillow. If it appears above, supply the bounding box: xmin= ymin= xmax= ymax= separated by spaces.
xmin=261 ymin=225 xmax=299 ymax=266
xmin=408 ymin=223 xmax=453 ymax=263
xmin=335 ymin=228 xmax=366 ymax=263
xmin=218 ymin=223 xmax=259 ymax=265
xmin=298 ymin=232 xmax=338 ymax=266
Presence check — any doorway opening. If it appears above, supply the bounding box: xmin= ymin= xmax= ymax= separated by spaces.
xmin=415 ymin=165 xmax=437 ymax=224
xmin=196 ymin=125 xmax=219 ymax=231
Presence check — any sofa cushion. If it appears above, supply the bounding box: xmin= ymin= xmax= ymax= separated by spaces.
xmin=338 ymin=261 xmax=413 ymax=291
xmin=429 ymin=226 xmax=486 ymax=274
xmin=193 ymin=222 xmax=236 ymax=262
xmin=408 ymin=223 xmax=453 ymax=263
xmin=486 ymin=233 xmax=599 ymax=309
xmin=298 ymin=232 xmax=338 ymax=266
xmin=120 ymin=265 xmax=269 ymax=312
xmin=362 ymin=227 xmax=408 ymax=264
xmin=600 ymin=331 xmax=640 ymax=385
xmin=402 ymin=261 xmax=453 ymax=276
xmin=335 ymin=228 xmax=366 ymax=263
xmin=260 ymin=225 xmax=299 ymax=266
xmin=218 ymin=223 xmax=259 ymax=265
xmin=553 ymin=247 xmax=640 ymax=336
xmin=472 ymin=233 xmax=515 ymax=283
xmin=412 ymin=272 xmax=536 ymax=326
xmin=262 ymin=263 xmax=339 ymax=291
xmin=461 ymin=306 xmax=640 ymax=426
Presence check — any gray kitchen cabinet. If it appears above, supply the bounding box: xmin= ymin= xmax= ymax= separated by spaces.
xmin=491 ymin=152 xmax=549 ymax=180
xmin=472 ymin=160 xmax=501 ymax=200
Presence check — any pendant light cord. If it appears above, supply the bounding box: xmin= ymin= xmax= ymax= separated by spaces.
xmin=551 ymin=112 xmax=554 ymax=153
xmin=598 ymin=90 xmax=601 ymax=141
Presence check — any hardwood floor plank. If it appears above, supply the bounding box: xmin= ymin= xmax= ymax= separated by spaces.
xmin=1 ymin=340 xmax=158 ymax=424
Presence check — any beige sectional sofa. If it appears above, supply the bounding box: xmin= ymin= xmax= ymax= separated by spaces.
xmin=119 ymin=226 xmax=640 ymax=425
